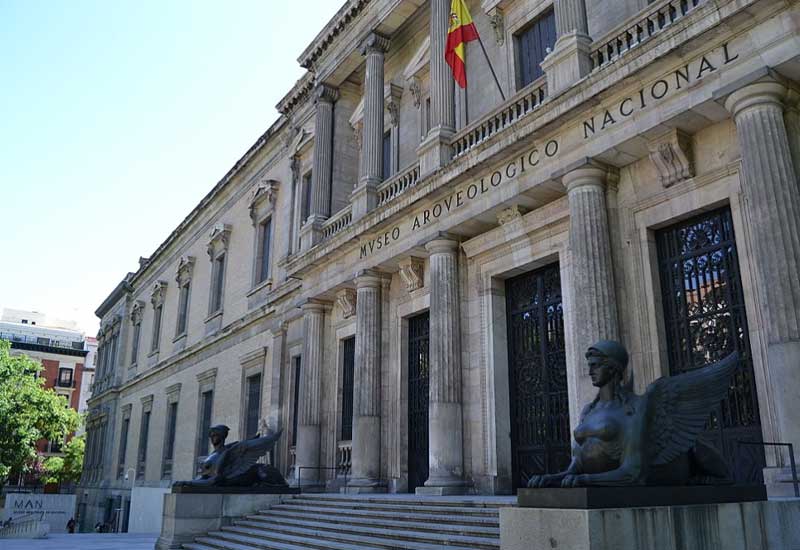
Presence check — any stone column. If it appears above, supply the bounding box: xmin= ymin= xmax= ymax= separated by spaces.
xmin=725 ymin=82 xmax=800 ymax=478
xmin=300 ymin=84 xmax=339 ymax=250
xmin=417 ymin=0 xmax=455 ymax=177
xmin=565 ymin=163 xmax=620 ymax=416
xmin=349 ymin=271 xmax=385 ymax=491
xmin=420 ymin=238 xmax=467 ymax=495
xmin=352 ymin=33 xmax=390 ymax=221
xmin=296 ymin=301 xmax=327 ymax=485
xmin=541 ymin=0 xmax=592 ymax=95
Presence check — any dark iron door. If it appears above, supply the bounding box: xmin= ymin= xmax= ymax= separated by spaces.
xmin=656 ymin=206 xmax=765 ymax=483
xmin=506 ymin=264 xmax=571 ymax=491
xmin=408 ymin=311 xmax=430 ymax=493
xmin=341 ymin=337 xmax=355 ymax=441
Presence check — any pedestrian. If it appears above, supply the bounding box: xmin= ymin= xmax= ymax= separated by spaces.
xmin=66 ymin=517 xmax=76 ymax=533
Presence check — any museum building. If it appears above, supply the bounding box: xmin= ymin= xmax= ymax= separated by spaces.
xmin=78 ymin=0 xmax=800 ymax=531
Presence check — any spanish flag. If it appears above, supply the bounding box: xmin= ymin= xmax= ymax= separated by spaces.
xmin=445 ymin=0 xmax=479 ymax=88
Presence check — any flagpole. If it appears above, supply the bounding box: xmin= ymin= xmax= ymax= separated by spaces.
xmin=475 ymin=34 xmax=505 ymax=101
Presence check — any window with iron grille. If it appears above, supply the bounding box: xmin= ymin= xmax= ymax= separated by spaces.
xmin=136 ymin=410 xmax=151 ymax=479
xmin=197 ymin=390 xmax=214 ymax=458
xmin=340 ymin=337 xmax=355 ymax=441
xmin=176 ymin=281 xmax=190 ymax=336
xmin=258 ymin=219 xmax=272 ymax=284
xmin=245 ymin=373 xmax=262 ymax=439
xmin=515 ymin=9 xmax=556 ymax=89
xmin=291 ymin=357 xmax=301 ymax=447
xmin=209 ymin=254 xmax=226 ymax=314
xmin=151 ymin=305 xmax=163 ymax=352
xmin=162 ymin=402 xmax=178 ymax=479
xmin=117 ymin=417 xmax=130 ymax=479
xmin=131 ymin=323 xmax=141 ymax=364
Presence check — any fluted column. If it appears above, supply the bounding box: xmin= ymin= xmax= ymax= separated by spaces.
xmin=725 ymin=82 xmax=800 ymax=465
xmin=300 ymin=84 xmax=339 ymax=250
xmin=296 ymin=301 xmax=327 ymax=485
xmin=417 ymin=0 xmax=455 ymax=177
xmin=349 ymin=271 xmax=385 ymax=491
xmin=352 ymin=33 xmax=390 ymax=221
xmin=541 ymin=0 xmax=592 ymax=95
xmin=420 ymin=238 xmax=467 ymax=495
xmin=565 ymin=164 xmax=620 ymax=415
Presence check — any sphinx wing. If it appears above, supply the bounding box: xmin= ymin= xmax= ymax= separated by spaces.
xmin=644 ymin=352 xmax=739 ymax=466
xmin=218 ymin=429 xmax=283 ymax=481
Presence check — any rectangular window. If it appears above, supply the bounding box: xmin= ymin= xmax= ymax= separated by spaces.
xmin=515 ymin=9 xmax=556 ymax=89
xmin=131 ymin=323 xmax=141 ymax=364
xmin=341 ymin=337 xmax=355 ymax=441
xmin=108 ymin=334 xmax=119 ymax=371
xmin=176 ymin=282 xmax=190 ymax=336
xmin=258 ymin=219 xmax=272 ymax=284
xmin=57 ymin=367 xmax=74 ymax=388
xmin=37 ymin=336 xmax=50 ymax=345
xmin=291 ymin=356 xmax=301 ymax=447
xmin=302 ymin=172 xmax=312 ymax=222
xmin=382 ymin=131 xmax=392 ymax=181
xmin=162 ymin=402 xmax=178 ymax=479
xmin=136 ymin=410 xmax=151 ymax=479
xmin=117 ymin=417 xmax=130 ymax=479
xmin=151 ymin=306 xmax=163 ymax=352
xmin=210 ymin=254 xmax=226 ymax=314
xmin=197 ymin=390 xmax=214 ymax=457
xmin=245 ymin=373 xmax=262 ymax=439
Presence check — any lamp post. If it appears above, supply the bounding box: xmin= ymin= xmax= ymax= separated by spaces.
xmin=120 ymin=468 xmax=136 ymax=533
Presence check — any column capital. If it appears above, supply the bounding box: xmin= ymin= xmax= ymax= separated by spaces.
xmin=424 ymin=237 xmax=460 ymax=255
xmin=354 ymin=269 xmax=388 ymax=289
xmin=314 ymin=83 xmax=340 ymax=104
xmin=298 ymin=298 xmax=332 ymax=313
xmin=360 ymin=32 xmax=390 ymax=56
xmin=724 ymin=81 xmax=788 ymax=119
xmin=557 ymin=159 xmax=615 ymax=193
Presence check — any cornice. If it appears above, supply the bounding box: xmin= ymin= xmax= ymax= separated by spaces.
xmin=298 ymin=0 xmax=373 ymax=70
xmin=277 ymin=72 xmax=315 ymax=115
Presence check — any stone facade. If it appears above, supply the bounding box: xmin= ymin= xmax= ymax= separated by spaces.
xmin=79 ymin=0 xmax=800 ymax=531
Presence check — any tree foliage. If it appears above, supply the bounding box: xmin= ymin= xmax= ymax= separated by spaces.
xmin=42 ymin=436 xmax=84 ymax=484
xmin=0 ymin=340 xmax=81 ymax=482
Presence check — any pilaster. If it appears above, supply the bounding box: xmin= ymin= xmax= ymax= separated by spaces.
xmin=541 ymin=0 xmax=592 ymax=96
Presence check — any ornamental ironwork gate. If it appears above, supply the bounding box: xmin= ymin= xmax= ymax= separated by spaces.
xmin=506 ymin=264 xmax=571 ymax=492
xmin=408 ymin=311 xmax=430 ymax=493
xmin=656 ymin=206 xmax=765 ymax=483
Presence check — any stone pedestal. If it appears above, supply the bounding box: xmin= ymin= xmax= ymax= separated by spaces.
xmin=542 ymin=0 xmax=592 ymax=96
xmin=155 ymin=492 xmax=282 ymax=549
xmin=501 ymin=499 xmax=800 ymax=550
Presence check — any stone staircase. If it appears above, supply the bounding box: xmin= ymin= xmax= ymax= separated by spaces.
xmin=183 ymin=493 xmax=511 ymax=550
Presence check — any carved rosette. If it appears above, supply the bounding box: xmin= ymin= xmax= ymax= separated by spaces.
xmin=648 ymin=129 xmax=694 ymax=188
xmin=336 ymin=288 xmax=357 ymax=319
xmin=398 ymin=257 xmax=424 ymax=292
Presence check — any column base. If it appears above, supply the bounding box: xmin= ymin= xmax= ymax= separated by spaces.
xmin=299 ymin=216 xmax=326 ymax=251
xmin=415 ymin=483 xmax=470 ymax=496
xmin=351 ymin=178 xmax=380 ymax=221
xmin=417 ymin=127 xmax=454 ymax=178
xmin=344 ymin=480 xmax=387 ymax=494
xmin=764 ymin=466 xmax=800 ymax=498
xmin=540 ymin=31 xmax=593 ymax=96
xmin=294 ymin=424 xmax=321 ymax=485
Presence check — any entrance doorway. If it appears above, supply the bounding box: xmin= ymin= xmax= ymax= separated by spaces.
xmin=407 ymin=311 xmax=430 ymax=493
xmin=656 ymin=206 xmax=765 ymax=483
xmin=505 ymin=263 xmax=571 ymax=492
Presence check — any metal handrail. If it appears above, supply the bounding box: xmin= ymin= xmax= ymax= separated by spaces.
xmin=297 ymin=466 xmax=349 ymax=492
xmin=737 ymin=440 xmax=799 ymax=498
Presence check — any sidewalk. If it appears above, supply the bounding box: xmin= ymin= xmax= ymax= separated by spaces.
xmin=0 ymin=532 xmax=158 ymax=550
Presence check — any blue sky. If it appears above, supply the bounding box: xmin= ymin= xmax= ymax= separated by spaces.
xmin=0 ymin=0 xmax=341 ymax=334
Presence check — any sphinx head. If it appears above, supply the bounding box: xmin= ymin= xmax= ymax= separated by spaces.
xmin=586 ymin=340 xmax=629 ymax=388
xmin=208 ymin=424 xmax=230 ymax=447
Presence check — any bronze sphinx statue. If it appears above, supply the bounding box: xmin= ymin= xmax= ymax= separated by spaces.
xmin=173 ymin=424 xmax=288 ymax=488
xmin=529 ymin=340 xmax=738 ymax=488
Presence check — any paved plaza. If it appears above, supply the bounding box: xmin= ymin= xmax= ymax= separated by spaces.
xmin=0 ymin=533 xmax=158 ymax=550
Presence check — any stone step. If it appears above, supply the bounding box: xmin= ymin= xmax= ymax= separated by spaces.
xmin=289 ymin=493 xmax=513 ymax=509
xmin=244 ymin=512 xmax=501 ymax=537
xmin=188 ymin=534 xmax=359 ymax=550
xmin=231 ymin=519 xmax=500 ymax=549
xmin=274 ymin=499 xmax=501 ymax=517
xmin=261 ymin=505 xmax=500 ymax=527
xmin=211 ymin=527 xmax=464 ymax=550
xmin=223 ymin=522 xmax=496 ymax=550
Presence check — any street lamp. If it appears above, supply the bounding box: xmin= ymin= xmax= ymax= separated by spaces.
xmin=120 ymin=468 xmax=136 ymax=533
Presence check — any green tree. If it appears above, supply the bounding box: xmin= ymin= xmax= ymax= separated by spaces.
xmin=0 ymin=340 xmax=81 ymax=483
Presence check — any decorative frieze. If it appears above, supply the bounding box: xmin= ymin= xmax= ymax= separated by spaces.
xmin=336 ymin=288 xmax=357 ymax=319
xmin=648 ymin=129 xmax=694 ymax=188
xmin=398 ymin=257 xmax=424 ymax=292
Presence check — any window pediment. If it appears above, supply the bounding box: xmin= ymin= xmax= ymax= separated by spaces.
xmin=151 ymin=281 xmax=168 ymax=308
xmin=130 ymin=300 xmax=146 ymax=324
xmin=176 ymin=256 xmax=196 ymax=285
xmin=249 ymin=179 xmax=280 ymax=224
xmin=207 ymin=223 xmax=232 ymax=258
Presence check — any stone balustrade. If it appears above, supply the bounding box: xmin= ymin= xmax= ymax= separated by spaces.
xmin=321 ymin=206 xmax=353 ymax=240
xmin=451 ymin=77 xmax=548 ymax=159
xmin=590 ymin=0 xmax=705 ymax=71
xmin=337 ymin=440 xmax=352 ymax=477
xmin=376 ymin=163 xmax=421 ymax=207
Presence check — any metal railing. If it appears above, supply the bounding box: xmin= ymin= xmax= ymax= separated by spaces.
xmin=451 ymin=76 xmax=548 ymax=159
xmin=376 ymin=163 xmax=421 ymax=207
xmin=737 ymin=440 xmax=799 ymax=498
xmin=590 ymin=0 xmax=705 ymax=71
